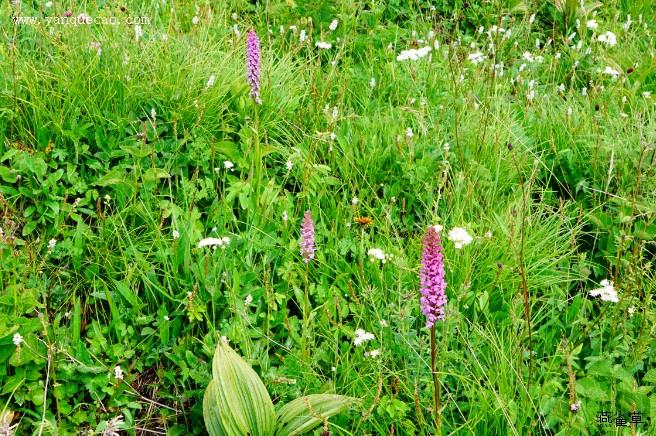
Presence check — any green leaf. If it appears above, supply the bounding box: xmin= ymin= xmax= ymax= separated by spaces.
xmin=203 ymin=338 xmax=275 ymax=436
xmin=275 ymin=394 xmax=356 ymax=436
xmin=0 ymin=166 xmax=17 ymax=183
xmin=643 ymin=369 xmax=656 ymax=384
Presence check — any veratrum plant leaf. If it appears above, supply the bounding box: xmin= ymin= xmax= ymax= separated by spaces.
xmin=275 ymin=394 xmax=355 ymax=436
xmin=203 ymin=338 xmax=275 ymax=436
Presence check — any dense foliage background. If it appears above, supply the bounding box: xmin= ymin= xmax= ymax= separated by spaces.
xmin=1 ymin=0 xmax=655 ymax=434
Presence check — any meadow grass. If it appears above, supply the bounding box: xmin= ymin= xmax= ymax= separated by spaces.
xmin=0 ymin=0 xmax=655 ymax=435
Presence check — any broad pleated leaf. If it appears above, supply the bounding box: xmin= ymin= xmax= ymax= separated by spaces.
xmin=275 ymin=394 xmax=355 ymax=436
xmin=203 ymin=339 xmax=275 ymax=436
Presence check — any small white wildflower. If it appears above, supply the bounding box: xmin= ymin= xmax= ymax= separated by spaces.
xmin=114 ymin=365 xmax=124 ymax=380
xmin=369 ymin=77 xmax=376 ymax=88
xmin=581 ymin=87 xmax=587 ymax=96
xmin=597 ymin=31 xmax=617 ymax=46
xmin=405 ymin=127 xmax=414 ymax=138
xmin=353 ymin=329 xmax=375 ymax=347
xmin=484 ymin=230 xmax=493 ymax=238
xmin=586 ymin=19 xmax=598 ymax=30
xmin=282 ymin=211 xmax=289 ymax=222
xmin=163 ymin=315 xmax=170 ymax=321
xmin=367 ymin=248 xmax=387 ymax=263
xmin=443 ymin=143 xmax=450 ymax=151
xmin=89 ymin=41 xmax=102 ymax=56
xmin=233 ymin=24 xmax=241 ymax=37
xmin=223 ymin=160 xmax=234 ymax=170
xmin=134 ymin=25 xmax=143 ymax=41
xmin=172 ymin=230 xmax=180 ymax=240
xmin=150 ymin=108 xmax=157 ymax=120
xmin=299 ymin=29 xmax=307 ymax=42
xmin=643 ymin=91 xmax=651 ymax=98
xmin=244 ymin=294 xmax=253 ymax=305
xmin=198 ymin=237 xmax=230 ymax=249
xmin=397 ymin=46 xmax=432 ymax=61
xmin=45 ymin=1 xmax=52 ymax=6
xmin=555 ymin=52 xmax=562 ymax=59
xmin=529 ymin=14 xmax=536 ymax=24
xmin=522 ymin=51 xmax=535 ymax=62
xmin=364 ymin=349 xmax=381 ymax=358
xmin=12 ymin=333 xmax=23 ymax=347
xmin=285 ymin=160 xmax=293 ymax=171
xmin=315 ymin=41 xmax=332 ymax=49
xmin=433 ymin=224 xmax=444 ymax=233
xmin=47 ymin=238 xmax=57 ymax=250
xmin=589 ymin=279 xmax=618 ymax=303
xmin=331 ymin=366 xmax=337 ymax=372
xmin=566 ymin=107 xmax=573 ymax=117
xmin=468 ymin=51 xmax=485 ymax=64
xmin=557 ymin=83 xmax=566 ymax=93
xmin=329 ymin=19 xmax=338 ymax=31
xmin=447 ymin=227 xmax=473 ymax=249
xmin=351 ymin=196 xmax=359 ymax=205
xmin=161 ymin=33 xmax=169 ymax=41
xmin=206 ymin=75 xmax=216 ymax=88
xmin=379 ymin=319 xmax=388 ymax=327
xmin=628 ymin=306 xmax=636 ymax=316
xmin=623 ymin=15 xmax=632 ymax=31
xmin=192 ymin=16 xmax=200 ymax=25
xmin=603 ymin=66 xmax=621 ymax=79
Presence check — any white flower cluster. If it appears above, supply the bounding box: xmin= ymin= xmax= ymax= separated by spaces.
xmin=597 ymin=31 xmax=617 ymax=46
xmin=367 ymin=248 xmax=392 ymax=263
xmin=589 ymin=279 xmax=618 ymax=303
xmin=353 ymin=329 xmax=375 ymax=347
xmin=198 ymin=236 xmax=231 ymax=249
xmin=396 ymin=46 xmax=432 ymax=62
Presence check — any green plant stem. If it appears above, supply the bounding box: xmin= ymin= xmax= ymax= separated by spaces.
xmin=430 ymin=326 xmax=442 ymax=434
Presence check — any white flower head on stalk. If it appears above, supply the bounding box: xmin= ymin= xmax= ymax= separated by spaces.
xmin=597 ymin=31 xmax=617 ymax=46
xmin=603 ymin=66 xmax=621 ymax=79
xmin=206 ymin=75 xmax=216 ymax=88
xmin=329 ymin=19 xmax=338 ymax=31
xmin=367 ymin=248 xmax=389 ymax=263
xmin=586 ymin=19 xmax=598 ymax=30
xmin=589 ymin=279 xmax=619 ymax=303
xmin=397 ymin=46 xmax=431 ymax=62
xmin=223 ymin=160 xmax=234 ymax=170
xmin=135 ymin=25 xmax=143 ymax=41
xmin=315 ymin=41 xmax=332 ymax=49
xmin=198 ymin=237 xmax=230 ymax=249
xmin=12 ymin=333 xmax=23 ymax=347
xmin=114 ymin=365 xmax=124 ymax=380
xmin=364 ymin=349 xmax=381 ymax=358
xmin=447 ymin=227 xmax=473 ymax=249
xmin=172 ymin=229 xmax=180 ymax=240
xmin=370 ymin=77 xmax=376 ymax=88
xmin=244 ymin=294 xmax=253 ymax=305
xmin=47 ymin=239 xmax=57 ymax=250
xmin=467 ymin=51 xmax=484 ymax=64
xmin=353 ymin=329 xmax=375 ymax=347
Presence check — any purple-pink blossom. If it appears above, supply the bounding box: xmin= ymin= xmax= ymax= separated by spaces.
xmin=420 ymin=226 xmax=447 ymax=328
xmin=246 ymin=30 xmax=261 ymax=104
xmin=300 ymin=210 xmax=315 ymax=263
